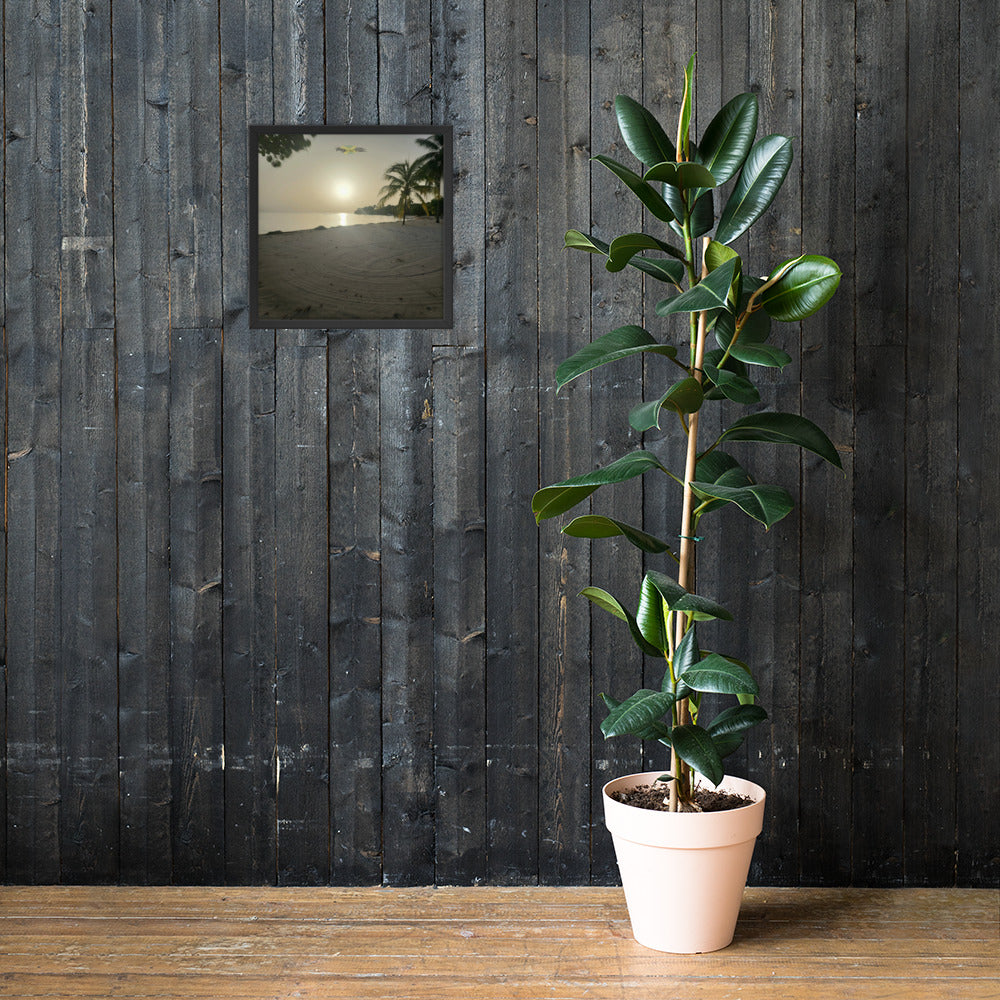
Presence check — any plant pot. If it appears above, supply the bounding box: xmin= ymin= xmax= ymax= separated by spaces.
xmin=603 ymin=771 xmax=766 ymax=954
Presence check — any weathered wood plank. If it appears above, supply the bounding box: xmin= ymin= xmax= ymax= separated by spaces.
xmin=483 ymin=0 xmax=540 ymax=884
xmin=59 ymin=0 xmax=113 ymax=329
xmin=430 ymin=0 xmax=488 ymax=885
xmin=903 ymin=0 xmax=960 ymax=886
xmin=798 ymin=0 xmax=856 ymax=885
xmin=852 ymin=0 xmax=908 ymax=886
xmin=169 ymin=328 xmax=225 ymax=882
xmin=113 ymin=0 xmax=174 ymax=886
xmin=4 ymin=0 xmax=63 ymax=884
xmin=168 ymin=0 xmax=223 ymax=327
xmin=957 ymin=0 xmax=1000 ymax=890
xmin=220 ymin=0 xmax=278 ymax=886
xmin=58 ymin=329 xmax=118 ymax=881
xmin=325 ymin=0 xmax=379 ymax=122
xmin=587 ymin=0 xmax=646 ymax=885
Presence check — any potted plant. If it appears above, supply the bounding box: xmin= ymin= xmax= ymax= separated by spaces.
xmin=532 ymin=57 xmax=842 ymax=953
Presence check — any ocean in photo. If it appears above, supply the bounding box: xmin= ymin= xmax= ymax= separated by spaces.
xmin=258 ymin=211 xmax=397 ymax=234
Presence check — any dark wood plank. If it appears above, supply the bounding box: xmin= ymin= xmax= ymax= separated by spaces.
xmin=0 ymin=0 xmax=7 ymax=884
xmin=903 ymin=0 xmax=960 ymax=886
xmin=325 ymin=0 xmax=383 ymax=888
xmin=4 ymin=0 xmax=63 ymax=884
xmin=483 ymin=0 xmax=539 ymax=884
xmin=798 ymin=0 xmax=856 ymax=886
xmin=957 ymin=0 xmax=1000 ymax=890
xmin=58 ymin=329 xmax=118 ymax=881
xmin=271 ymin=0 xmax=332 ymax=888
xmin=430 ymin=0 xmax=488 ymax=888
xmin=168 ymin=0 xmax=223 ymax=328
xmin=536 ymin=0 xmax=592 ymax=885
xmin=587 ymin=0 xmax=646 ymax=886
xmin=220 ymin=0 xmax=278 ymax=886
xmin=113 ymin=0 xmax=173 ymax=886
xmin=168 ymin=328 xmax=225 ymax=883
xmin=852 ymin=0 xmax=907 ymax=886
xmin=376 ymin=0 xmax=437 ymax=887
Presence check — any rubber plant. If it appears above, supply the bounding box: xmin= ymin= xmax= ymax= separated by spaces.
xmin=532 ymin=57 xmax=842 ymax=812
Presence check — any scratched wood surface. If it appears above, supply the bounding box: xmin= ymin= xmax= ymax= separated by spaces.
xmin=0 ymin=887 xmax=996 ymax=999
xmin=0 ymin=1 xmax=997 ymax=889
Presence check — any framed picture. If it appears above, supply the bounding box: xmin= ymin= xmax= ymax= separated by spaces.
xmin=249 ymin=125 xmax=453 ymax=329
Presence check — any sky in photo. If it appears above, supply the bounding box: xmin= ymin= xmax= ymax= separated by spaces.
xmin=257 ymin=131 xmax=438 ymax=214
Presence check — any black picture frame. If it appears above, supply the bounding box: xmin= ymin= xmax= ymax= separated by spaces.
xmin=249 ymin=124 xmax=453 ymax=329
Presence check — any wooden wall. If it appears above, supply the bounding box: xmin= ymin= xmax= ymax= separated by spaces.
xmin=1 ymin=0 xmax=996 ymax=888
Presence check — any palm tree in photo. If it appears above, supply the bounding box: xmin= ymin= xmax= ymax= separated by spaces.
xmin=413 ymin=134 xmax=445 ymax=222
xmin=376 ymin=160 xmax=432 ymax=225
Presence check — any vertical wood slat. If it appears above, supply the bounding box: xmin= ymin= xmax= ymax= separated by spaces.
xmin=220 ymin=0 xmax=278 ymax=885
xmin=169 ymin=327 xmax=225 ymax=883
xmin=536 ymin=0 xmax=592 ymax=885
xmin=271 ymin=1 xmax=331 ymax=887
xmin=799 ymin=0 xmax=856 ymax=885
xmin=4 ymin=0 xmax=63 ymax=884
xmin=113 ymin=0 xmax=173 ymax=886
xmin=957 ymin=0 xmax=1000 ymax=890
xmin=904 ymin=0 xmax=959 ymax=885
xmin=431 ymin=0 xmax=488 ymax=886
xmin=587 ymin=0 xmax=646 ymax=885
xmin=484 ymin=0 xmax=539 ymax=884
xmin=852 ymin=0 xmax=908 ymax=886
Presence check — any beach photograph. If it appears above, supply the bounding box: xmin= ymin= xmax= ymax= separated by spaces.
xmin=250 ymin=127 xmax=451 ymax=328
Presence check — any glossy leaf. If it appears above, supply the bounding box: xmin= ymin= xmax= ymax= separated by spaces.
xmin=711 ymin=731 xmax=744 ymax=759
xmin=760 ymin=255 xmax=842 ymax=321
xmin=688 ymin=188 xmax=715 ymax=238
xmin=705 ymin=240 xmax=739 ymax=272
xmin=602 ymin=689 xmax=675 ymax=739
xmin=715 ymin=134 xmax=794 ymax=244
xmin=556 ymin=325 xmax=678 ymax=390
xmin=564 ymin=229 xmax=610 ymax=255
xmin=692 ymin=450 xmax=752 ymax=514
xmin=636 ymin=575 xmax=669 ymax=653
xmin=582 ymin=587 xmax=663 ymax=658
xmin=592 ymin=155 xmax=675 ymax=223
xmin=718 ymin=411 xmax=843 ymax=469
xmin=683 ymin=653 xmax=759 ymax=696
xmin=672 ymin=625 xmax=700 ymax=699
xmin=614 ymin=95 xmax=676 ymax=166
xmin=562 ymin=515 xmax=676 ymax=556
xmin=657 ymin=258 xmax=739 ymax=316
xmin=701 ymin=349 xmax=751 ymax=401
xmin=698 ymin=92 xmax=759 ymax=184
xmin=714 ymin=307 xmax=771 ymax=350
xmin=707 ymin=703 xmax=768 ymax=738
xmin=532 ymin=450 xmax=666 ymax=522
xmin=599 ymin=693 xmax=670 ymax=743
xmin=645 ymin=570 xmax=734 ymax=622
xmin=728 ymin=343 xmax=792 ymax=368
xmin=702 ymin=364 xmax=760 ymax=404
xmin=629 ymin=377 xmax=704 ymax=432
xmin=690 ymin=480 xmax=794 ymax=529
xmin=629 ymin=255 xmax=685 ymax=285
xmin=606 ymin=232 xmax=686 ymax=272
xmin=671 ymin=724 xmax=724 ymax=786
xmin=643 ymin=160 xmax=717 ymax=188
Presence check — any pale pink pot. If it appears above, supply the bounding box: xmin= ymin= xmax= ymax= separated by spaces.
xmin=603 ymin=771 xmax=766 ymax=954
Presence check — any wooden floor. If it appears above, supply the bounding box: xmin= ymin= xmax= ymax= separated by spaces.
xmin=0 ymin=887 xmax=996 ymax=999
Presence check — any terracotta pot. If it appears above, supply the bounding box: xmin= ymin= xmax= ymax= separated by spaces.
xmin=603 ymin=771 xmax=766 ymax=953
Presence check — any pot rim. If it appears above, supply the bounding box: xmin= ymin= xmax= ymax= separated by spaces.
xmin=602 ymin=771 xmax=766 ymax=817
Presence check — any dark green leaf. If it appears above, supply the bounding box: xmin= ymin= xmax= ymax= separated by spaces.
xmin=671 ymin=724 xmax=724 ymax=786
xmin=643 ymin=160 xmax=717 ymax=188
xmin=692 ymin=450 xmax=752 ymax=514
xmin=688 ymin=188 xmax=715 ymax=239
xmin=583 ymin=588 xmax=663 ymax=658
xmin=600 ymin=693 xmax=670 ymax=743
xmin=614 ymin=95 xmax=676 ymax=166
xmin=636 ymin=575 xmax=669 ymax=653
xmin=564 ymin=229 xmax=610 ymax=254
xmin=532 ymin=450 xmax=666 ymax=522
xmin=760 ymin=255 xmax=842 ymax=321
xmin=672 ymin=624 xmax=700 ymax=699
xmin=602 ymin=689 xmax=675 ymax=739
xmin=690 ymin=481 xmax=794 ymax=529
xmin=715 ymin=134 xmax=794 ymax=244
xmin=714 ymin=308 xmax=771 ymax=350
xmin=702 ymin=364 xmax=760 ymax=404
xmin=561 ymin=515 xmax=676 ymax=557
xmin=592 ymin=155 xmax=675 ymax=223
xmin=698 ymin=92 xmax=759 ymax=184
xmin=711 ymin=731 xmax=744 ymax=759
xmin=629 ymin=377 xmax=704 ymax=432
xmin=728 ymin=343 xmax=792 ymax=368
xmin=556 ymin=325 xmax=677 ymax=390
xmin=682 ymin=653 xmax=759 ymax=696
xmin=644 ymin=570 xmax=734 ymax=621
xmin=653 ymin=291 xmax=681 ymax=314
xmin=707 ymin=703 xmax=768 ymax=738
xmin=719 ymin=411 xmax=843 ymax=468
xmin=628 ymin=255 xmax=686 ymax=285
xmin=701 ymin=349 xmax=750 ymax=400
xmin=606 ymin=232 xmax=686 ymax=271
xmin=657 ymin=258 xmax=739 ymax=315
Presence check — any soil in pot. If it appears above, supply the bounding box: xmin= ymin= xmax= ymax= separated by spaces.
xmin=609 ymin=783 xmax=753 ymax=813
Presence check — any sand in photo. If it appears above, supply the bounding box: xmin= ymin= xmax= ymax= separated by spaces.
xmin=256 ymin=217 xmax=444 ymax=322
